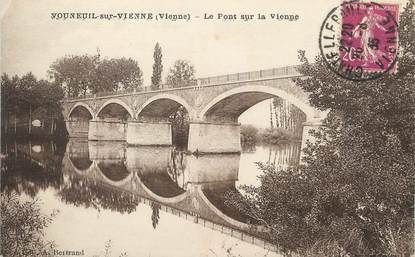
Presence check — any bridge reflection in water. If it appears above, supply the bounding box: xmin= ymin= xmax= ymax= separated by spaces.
xmin=63 ymin=139 xmax=303 ymax=252
xmin=2 ymin=139 xmax=302 ymax=253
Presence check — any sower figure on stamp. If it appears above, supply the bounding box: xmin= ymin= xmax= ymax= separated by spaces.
xmin=352 ymin=5 xmax=388 ymax=66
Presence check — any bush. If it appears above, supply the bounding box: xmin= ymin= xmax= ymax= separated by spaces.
xmin=240 ymin=124 xmax=258 ymax=143
xmin=1 ymin=193 xmax=58 ymax=257
xmin=241 ymin=126 xmax=299 ymax=144
xmin=258 ymin=128 xmax=295 ymax=144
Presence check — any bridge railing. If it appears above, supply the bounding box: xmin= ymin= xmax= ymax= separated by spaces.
xmin=196 ymin=65 xmax=299 ymax=86
xmin=64 ymin=65 xmax=300 ymax=101
xmin=66 ymin=87 xmax=152 ymax=100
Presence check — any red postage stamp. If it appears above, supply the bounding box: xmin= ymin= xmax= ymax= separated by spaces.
xmin=320 ymin=1 xmax=399 ymax=81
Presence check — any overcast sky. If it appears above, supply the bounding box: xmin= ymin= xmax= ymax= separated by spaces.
xmin=0 ymin=0 xmax=405 ymax=127
xmin=1 ymin=0 xmax=337 ymax=80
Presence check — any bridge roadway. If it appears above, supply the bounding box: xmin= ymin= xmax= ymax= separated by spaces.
xmin=62 ymin=139 xmax=280 ymax=252
xmin=61 ymin=66 xmax=326 ymax=154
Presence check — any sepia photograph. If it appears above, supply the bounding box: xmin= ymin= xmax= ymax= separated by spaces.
xmin=1 ymin=0 xmax=414 ymax=256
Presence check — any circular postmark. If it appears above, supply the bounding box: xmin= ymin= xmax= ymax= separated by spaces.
xmin=319 ymin=1 xmax=399 ymax=81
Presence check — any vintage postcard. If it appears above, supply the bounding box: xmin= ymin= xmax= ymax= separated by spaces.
xmin=1 ymin=0 xmax=414 ymax=256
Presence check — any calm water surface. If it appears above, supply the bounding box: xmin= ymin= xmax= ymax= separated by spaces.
xmin=1 ymin=139 xmax=301 ymax=257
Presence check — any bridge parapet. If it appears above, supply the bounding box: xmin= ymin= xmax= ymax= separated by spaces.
xmin=62 ymin=65 xmax=301 ymax=102
xmin=197 ymin=65 xmax=300 ymax=86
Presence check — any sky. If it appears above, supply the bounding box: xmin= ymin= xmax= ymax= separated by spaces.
xmin=0 ymin=0 xmax=404 ymax=127
xmin=1 ymin=0 xmax=333 ymax=80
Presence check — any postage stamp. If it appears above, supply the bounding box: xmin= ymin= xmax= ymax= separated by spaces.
xmin=319 ymin=1 xmax=399 ymax=81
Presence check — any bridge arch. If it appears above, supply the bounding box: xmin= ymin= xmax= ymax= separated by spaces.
xmin=96 ymin=99 xmax=134 ymax=120
xmin=65 ymin=154 xmax=95 ymax=176
xmin=196 ymin=185 xmax=266 ymax=231
xmin=133 ymin=174 xmax=188 ymax=203
xmin=199 ymin=85 xmax=322 ymax=122
xmin=68 ymin=102 xmax=94 ymax=120
xmin=95 ymin=163 xmax=135 ymax=188
xmin=136 ymin=94 xmax=193 ymax=120
xmin=65 ymin=155 xmax=133 ymax=187
xmin=68 ymin=156 xmax=93 ymax=172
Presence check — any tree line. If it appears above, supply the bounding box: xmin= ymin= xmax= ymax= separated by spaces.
xmin=1 ymin=42 xmax=196 ymax=137
xmin=49 ymin=54 xmax=143 ymax=97
xmin=270 ymin=98 xmax=306 ymax=138
xmin=48 ymin=43 xmax=196 ymax=98
xmin=2 ymin=42 xmax=196 ymax=103
xmin=1 ymin=72 xmax=65 ymax=137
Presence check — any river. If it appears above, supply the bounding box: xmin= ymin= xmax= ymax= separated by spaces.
xmin=1 ymin=139 xmax=301 ymax=257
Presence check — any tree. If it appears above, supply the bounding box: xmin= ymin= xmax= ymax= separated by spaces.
xmin=226 ymin=2 xmax=415 ymax=256
xmin=112 ymin=57 xmax=143 ymax=91
xmin=48 ymin=54 xmax=143 ymax=97
xmin=166 ymin=60 xmax=195 ymax=88
xmin=58 ymin=175 xmax=140 ymax=214
xmin=273 ymin=98 xmax=284 ymax=128
xmin=240 ymin=124 xmax=259 ymax=143
xmin=168 ymin=106 xmax=189 ymax=147
xmin=1 ymin=193 xmax=58 ymax=257
xmin=1 ymin=73 xmax=64 ymax=135
xmin=164 ymin=60 xmax=195 ymax=146
xmin=150 ymin=202 xmax=161 ymax=229
xmin=1 ymin=74 xmax=19 ymax=133
xmin=151 ymin=43 xmax=163 ymax=90
xmin=94 ymin=58 xmax=116 ymax=93
xmin=48 ymin=54 xmax=98 ymax=97
xmin=96 ymin=57 xmax=143 ymax=93
xmin=269 ymin=97 xmax=306 ymax=138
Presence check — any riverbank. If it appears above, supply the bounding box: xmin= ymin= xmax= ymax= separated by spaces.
xmin=240 ymin=125 xmax=301 ymax=145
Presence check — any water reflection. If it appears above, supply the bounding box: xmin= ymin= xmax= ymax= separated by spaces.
xmin=66 ymin=139 xmax=92 ymax=171
xmin=201 ymin=181 xmax=257 ymax=225
xmin=3 ymin=139 xmax=412 ymax=256
xmin=126 ymin=146 xmax=186 ymax=198
xmin=1 ymin=139 xmax=302 ymax=253
xmin=238 ymin=142 xmax=301 ymax=188
xmin=98 ymin=161 xmax=130 ymax=182
xmin=58 ymin=174 xmax=141 ymax=214
xmin=151 ymin=201 xmax=161 ymax=229
xmin=1 ymin=140 xmax=65 ymax=197
xmin=242 ymin=142 xmax=301 ymax=169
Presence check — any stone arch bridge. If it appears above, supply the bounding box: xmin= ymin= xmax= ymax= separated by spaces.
xmin=61 ymin=65 xmax=326 ymax=153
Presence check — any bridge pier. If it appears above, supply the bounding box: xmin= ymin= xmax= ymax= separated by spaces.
xmin=185 ymin=154 xmax=240 ymax=183
xmin=188 ymin=122 xmax=241 ymax=154
xmin=89 ymin=141 xmax=126 ymax=160
xmin=125 ymin=145 xmax=172 ymax=171
xmin=88 ymin=120 xmax=127 ymax=141
xmin=126 ymin=121 xmax=172 ymax=146
xmin=65 ymin=120 xmax=89 ymax=138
